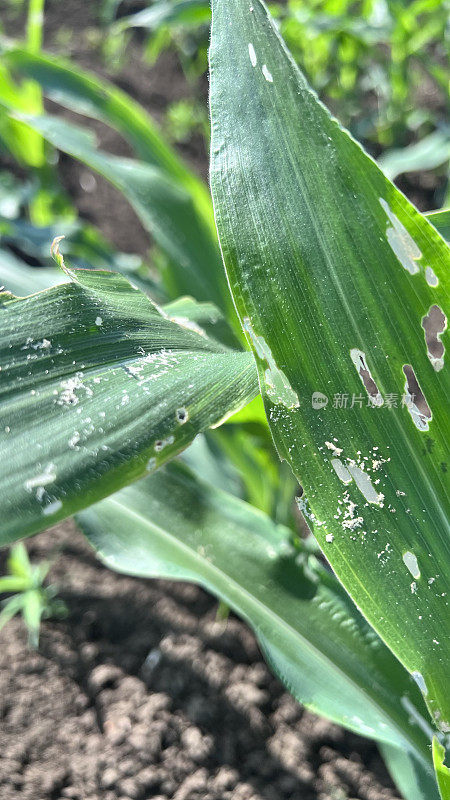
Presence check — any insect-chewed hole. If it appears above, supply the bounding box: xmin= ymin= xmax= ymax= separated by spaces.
xmin=402 ymin=365 xmax=432 ymax=431
xmin=421 ymin=305 xmax=446 ymax=371
xmin=176 ymin=407 xmax=188 ymax=425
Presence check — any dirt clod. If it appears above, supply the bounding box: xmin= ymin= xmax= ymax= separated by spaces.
xmin=0 ymin=523 xmax=400 ymax=800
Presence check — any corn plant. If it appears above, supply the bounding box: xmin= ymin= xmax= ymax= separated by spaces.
xmin=0 ymin=2 xmax=449 ymax=798
xmin=0 ymin=542 xmax=66 ymax=647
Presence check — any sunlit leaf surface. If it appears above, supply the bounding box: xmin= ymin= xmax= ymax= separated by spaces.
xmin=210 ymin=0 xmax=450 ymax=730
xmin=0 ymin=265 xmax=257 ymax=544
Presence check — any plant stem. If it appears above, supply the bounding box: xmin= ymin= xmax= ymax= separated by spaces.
xmin=26 ymin=0 xmax=45 ymax=54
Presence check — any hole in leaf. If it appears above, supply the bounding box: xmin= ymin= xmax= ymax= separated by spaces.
xmin=402 ymin=365 xmax=432 ymax=431
xmin=422 ymin=305 xmax=446 ymax=372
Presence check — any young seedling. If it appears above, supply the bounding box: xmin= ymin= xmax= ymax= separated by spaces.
xmin=0 ymin=542 xmax=67 ymax=648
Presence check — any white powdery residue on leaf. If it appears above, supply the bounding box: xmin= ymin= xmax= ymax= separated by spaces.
xmin=340 ymin=491 xmax=364 ymax=531
xmin=95 ymin=316 xmax=103 ymax=326
xmin=21 ymin=337 xmax=52 ymax=352
xmin=68 ymin=431 xmax=81 ymax=449
xmin=57 ymin=372 xmax=93 ymax=406
xmin=325 ymin=440 xmax=343 ymax=456
xmin=25 ymin=462 xmax=57 ymax=492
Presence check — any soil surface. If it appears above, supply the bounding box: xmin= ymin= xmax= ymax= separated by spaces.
xmin=0 ymin=523 xmax=400 ymax=800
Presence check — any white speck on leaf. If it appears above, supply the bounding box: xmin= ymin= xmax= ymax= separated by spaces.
xmin=248 ymin=43 xmax=257 ymax=67
xmin=25 ymin=462 xmax=56 ymax=492
xmin=68 ymin=432 xmax=80 ymax=449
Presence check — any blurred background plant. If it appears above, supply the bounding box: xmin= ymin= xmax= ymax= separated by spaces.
xmin=1 ymin=0 xmax=449 ymax=205
xmin=0 ymin=542 xmax=67 ymax=648
xmin=103 ymin=0 xmax=449 ymax=196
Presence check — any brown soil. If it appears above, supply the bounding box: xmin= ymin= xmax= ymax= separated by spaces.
xmin=0 ymin=523 xmax=400 ymax=800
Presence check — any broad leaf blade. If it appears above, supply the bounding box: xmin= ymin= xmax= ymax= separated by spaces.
xmin=77 ymin=461 xmax=436 ymax=792
xmin=210 ymin=0 xmax=449 ymax=729
xmin=0 ymin=267 xmax=257 ymax=544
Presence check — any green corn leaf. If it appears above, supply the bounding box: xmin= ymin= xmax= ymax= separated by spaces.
xmin=0 ymin=594 xmax=26 ymax=632
xmin=77 ymin=461 xmax=438 ymax=797
xmin=378 ymin=131 xmax=450 ymax=181
xmin=380 ymin=742 xmax=443 ymax=800
xmin=112 ymin=0 xmax=211 ymax=34
xmin=432 ymin=736 xmax=450 ymax=800
xmin=0 ymin=575 xmax=30 ymax=593
xmin=2 ymin=46 xmax=210 ymax=211
xmin=6 ymin=110 xmax=235 ymax=327
xmin=209 ymin=0 xmax=449 ymax=730
xmin=22 ymin=589 xmax=43 ymax=648
xmin=2 ymin=48 xmax=236 ymax=328
xmin=7 ymin=541 xmax=32 ymax=579
xmin=426 ymin=209 xmax=450 ymax=243
xmin=0 ymin=260 xmax=257 ymax=545
xmin=0 ymin=247 xmax=67 ymax=295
